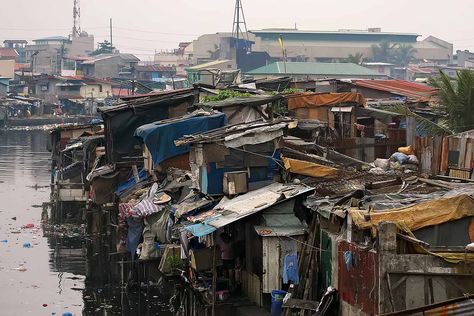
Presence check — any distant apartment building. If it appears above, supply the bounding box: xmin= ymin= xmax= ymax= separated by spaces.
xmin=25 ymin=34 xmax=94 ymax=75
xmin=3 ymin=40 xmax=28 ymax=63
xmin=190 ymin=28 xmax=453 ymax=66
xmin=80 ymin=53 xmax=140 ymax=79
xmin=0 ymin=48 xmax=17 ymax=78
xmin=455 ymin=50 xmax=474 ymax=68
xmin=34 ymin=75 xmax=112 ymax=104
xmin=154 ymin=42 xmax=194 ymax=75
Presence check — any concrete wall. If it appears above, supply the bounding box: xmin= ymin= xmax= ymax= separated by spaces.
xmin=83 ymin=57 xmax=121 ymax=79
xmin=69 ymin=35 xmax=94 ymax=56
xmin=377 ymin=222 xmax=474 ymax=314
xmin=80 ymin=84 xmax=112 ymax=98
xmin=190 ymin=32 xmax=453 ymax=65
xmin=0 ymin=59 xmax=15 ymax=78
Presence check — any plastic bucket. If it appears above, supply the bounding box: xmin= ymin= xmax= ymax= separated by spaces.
xmin=271 ymin=290 xmax=287 ymax=316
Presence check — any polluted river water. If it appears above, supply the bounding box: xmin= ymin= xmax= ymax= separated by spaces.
xmin=0 ymin=130 xmax=171 ymax=316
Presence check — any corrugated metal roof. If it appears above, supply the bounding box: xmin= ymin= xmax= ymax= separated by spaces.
xmin=185 ymin=183 xmax=313 ymax=235
xmin=254 ymin=226 xmax=306 ymax=237
xmin=247 ymin=62 xmax=386 ymax=78
xmin=0 ymin=48 xmax=18 ymax=59
xmin=250 ymin=29 xmax=420 ymax=37
xmin=351 ymin=79 xmax=438 ymax=100
xmin=186 ymin=59 xmax=233 ymax=70
xmin=134 ymin=65 xmax=175 ymax=72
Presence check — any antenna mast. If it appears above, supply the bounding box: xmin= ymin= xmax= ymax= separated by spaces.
xmin=72 ymin=0 xmax=81 ymax=37
xmin=231 ymin=0 xmax=249 ymax=50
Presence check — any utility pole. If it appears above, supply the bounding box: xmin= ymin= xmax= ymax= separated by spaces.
xmin=110 ymin=18 xmax=113 ymax=54
xmin=72 ymin=0 xmax=81 ymax=37
xmin=231 ymin=0 xmax=249 ymax=50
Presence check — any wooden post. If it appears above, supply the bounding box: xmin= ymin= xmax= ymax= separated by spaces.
xmin=406 ymin=116 xmax=417 ymax=147
xmin=212 ymin=233 xmax=217 ymax=316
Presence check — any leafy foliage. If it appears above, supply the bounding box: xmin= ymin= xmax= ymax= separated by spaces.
xmin=347 ymin=52 xmax=368 ymax=65
xmin=392 ymin=44 xmax=417 ymax=67
xmin=371 ymin=41 xmax=397 ymax=63
xmin=386 ymin=104 xmax=452 ymax=136
xmin=370 ymin=42 xmax=417 ymax=66
xmin=202 ymin=90 xmax=252 ymax=103
xmin=90 ymin=40 xmax=115 ymax=56
xmin=429 ymin=69 xmax=474 ymax=133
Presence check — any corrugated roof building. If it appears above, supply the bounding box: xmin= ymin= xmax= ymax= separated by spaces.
xmin=247 ymin=62 xmax=389 ymax=80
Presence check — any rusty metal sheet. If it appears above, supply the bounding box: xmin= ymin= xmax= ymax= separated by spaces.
xmin=338 ymin=241 xmax=378 ymax=315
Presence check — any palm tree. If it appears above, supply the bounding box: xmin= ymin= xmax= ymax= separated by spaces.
xmin=347 ymin=52 xmax=367 ymax=65
xmin=371 ymin=41 xmax=397 ymax=63
xmin=430 ymin=69 xmax=474 ymax=133
xmin=393 ymin=44 xmax=417 ymax=67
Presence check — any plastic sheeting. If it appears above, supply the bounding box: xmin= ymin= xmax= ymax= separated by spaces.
xmin=349 ymin=194 xmax=474 ymax=231
xmin=282 ymin=157 xmax=339 ymax=178
xmin=287 ymin=92 xmax=366 ymax=110
xmin=135 ymin=112 xmax=226 ymax=166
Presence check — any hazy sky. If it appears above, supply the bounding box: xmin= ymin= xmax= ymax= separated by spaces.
xmin=1 ymin=0 xmax=474 ymax=61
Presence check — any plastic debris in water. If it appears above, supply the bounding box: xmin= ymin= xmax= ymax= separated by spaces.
xmin=22 ymin=223 xmax=35 ymax=229
xmin=23 ymin=242 xmax=32 ymax=248
xmin=0 ymin=240 xmax=7 ymax=243
xmin=42 ymin=303 xmax=48 ymax=307
xmin=17 ymin=266 xmax=27 ymax=272
xmin=62 ymin=313 xmax=73 ymax=316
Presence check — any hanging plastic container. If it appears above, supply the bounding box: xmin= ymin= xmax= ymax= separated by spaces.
xmin=271 ymin=290 xmax=287 ymax=316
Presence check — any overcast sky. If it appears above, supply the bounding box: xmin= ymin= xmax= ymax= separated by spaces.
xmin=1 ymin=0 xmax=473 ymax=61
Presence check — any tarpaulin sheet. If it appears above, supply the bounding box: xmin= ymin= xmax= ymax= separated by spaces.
xmin=349 ymin=194 xmax=474 ymax=231
xmin=287 ymin=92 xmax=366 ymax=110
xmin=282 ymin=157 xmax=339 ymax=178
xmin=115 ymin=168 xmax=148 ymax=197
xmin=134 ymin=113 xmax=226 ymax=166
xmin=101 ymin=92 xmax=195 ymax=163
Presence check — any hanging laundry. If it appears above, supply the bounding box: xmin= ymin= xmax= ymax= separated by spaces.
xmin=343 ymin=251 xmax=354 ymax=271
xmin=282 ymin=253 xmax=299 ymax=284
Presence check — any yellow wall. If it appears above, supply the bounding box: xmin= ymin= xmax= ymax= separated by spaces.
xmin=0 ymin=59 xmax=15 ymax=78
xmin=80 ymin=84 xmax=112 ymax=99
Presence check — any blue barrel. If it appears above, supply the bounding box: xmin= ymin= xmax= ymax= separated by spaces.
xmin=271 ymin=290 xmax=287 ymax=316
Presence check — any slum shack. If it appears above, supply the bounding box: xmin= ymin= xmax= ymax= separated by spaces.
xmin=170 ymin=117 xmax=318 ymax=315
xmin=134 ymin=111 xmax=227 ymax=174
xmin=304 ymin=176 xmax=474 ymax=315
xmin=47 ymin=123 xmax=104 ymax=223
xmin=99 ymin=88 xmax=197 ymax=164
xmin=287 ymin=92 xmax=407 ymax=162
xmin=86 ymin=89 xmax=199 ymax=221
xmin=198 ymin=94 xmax=283 ymax=124
xmin=84 ymin=107 xmax=227 ymax=296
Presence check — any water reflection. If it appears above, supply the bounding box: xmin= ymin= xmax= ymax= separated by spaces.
xmin=0 ymin=130 xmax=171 ymax=315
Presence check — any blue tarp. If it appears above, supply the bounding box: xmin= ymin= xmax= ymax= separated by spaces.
xmin=134 ymin=113 xmax=227 ymax=166
xmin=115 ymin=168 xmax=148 ymax=196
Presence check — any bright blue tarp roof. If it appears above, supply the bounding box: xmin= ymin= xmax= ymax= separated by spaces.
xmin=134 ymin=112 xmax=227 ymax=166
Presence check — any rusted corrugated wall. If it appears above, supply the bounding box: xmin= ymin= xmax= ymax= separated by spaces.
xmin=416 ymin=135 xmax=474 ymax=175
xmin=338 ymin=241 xmax=378 ymax=315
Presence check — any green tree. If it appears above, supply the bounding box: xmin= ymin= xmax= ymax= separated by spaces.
xmin=429 ymin=69 xmax=474 ymax=133
xmin=393 ymin=44 xmax=417 ymax=67
xmin=90 ymin=40 xmax=115 ymax=56
xmin=371 ymin=41 xmax=397 ymax=63
xmin=347 ymin=52 xmax=367 ymax=65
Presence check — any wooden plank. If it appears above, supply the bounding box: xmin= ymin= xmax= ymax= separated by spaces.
xmin=283 ymin=298 xmax=320 ymax=311
xmin=459 ymin=136 xmax=467 ymax=167
xmin=432 ymin=136 xmax=443 ymax=174
xmin=440 ymin=137 xmax=450 ymax=173
xmin=465 ymin=140 xmax=473 ymax=169
xmin=418 ymin=178 xmax=455 ymax=190
xmin=262 ymin=237 xmax=281 ymax=293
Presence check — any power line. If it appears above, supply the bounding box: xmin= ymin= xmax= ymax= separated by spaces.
xmin=113 ymin=26 xmax=199 ymax=37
